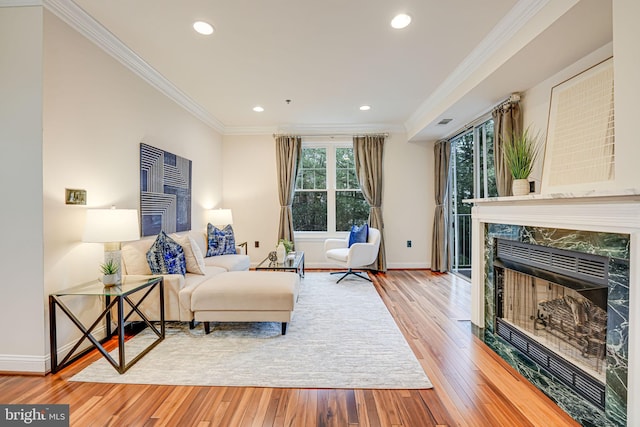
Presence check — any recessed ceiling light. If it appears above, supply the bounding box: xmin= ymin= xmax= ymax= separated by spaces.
xmin=253 ymin=106 xmax=264 ymax=112
xmin=391 ymin=14 xmax=411 ymax=29
xmin=193 ymin=21 xmax=214 ymax=35
xmin=359 ymin=105 xmax=371 ymax=111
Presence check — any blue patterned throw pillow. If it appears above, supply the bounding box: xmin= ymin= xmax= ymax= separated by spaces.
xmin=146 ymin=231 xmax=187 ymax=275
xmin=348 ymin=223 xmax=369 ymax=247
xmin=206 ymin=223 xmax=225 ymax=256
xmin=206 ymin=223 xmax=237 ymax=256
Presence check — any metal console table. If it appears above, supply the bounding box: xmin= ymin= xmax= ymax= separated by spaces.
xmin=49 ymin=276 xmax=164 ymax=374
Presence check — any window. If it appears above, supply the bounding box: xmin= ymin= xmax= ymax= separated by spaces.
xmin=293 ymin=147 xmax=327 ymax=231
xmin=448 ymin=118 xmax=496 ymax=276
xmin=293 ymin=144 xmax=369 ymax=232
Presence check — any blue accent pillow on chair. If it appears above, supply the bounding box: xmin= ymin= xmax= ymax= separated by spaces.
xmin=348 ymin=224 xmax=369 ymax=247
xmin=146 ymin=231 xmax=187 ymax=275
xmin=206 ymin=223 xmax=237 ymax=256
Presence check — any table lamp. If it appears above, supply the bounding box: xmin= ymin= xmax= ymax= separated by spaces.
xmin=209 ymin=208 xmax=233 ymax=227
xmin=82 ymin=207 xmax=140 ymax=285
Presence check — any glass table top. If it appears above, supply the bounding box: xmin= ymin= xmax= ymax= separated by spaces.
xmin=52 ymin=276 xmax=162 ymax=297
xmin=256 ymin=251 xmax=304 ymax=270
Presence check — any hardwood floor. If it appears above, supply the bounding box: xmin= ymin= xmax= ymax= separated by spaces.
xmin=0 ymin=270 xmax=579 ymax=426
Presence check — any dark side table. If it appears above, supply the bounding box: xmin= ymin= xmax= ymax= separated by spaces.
xmin=49 ymin=276 xmax=164 ymax=374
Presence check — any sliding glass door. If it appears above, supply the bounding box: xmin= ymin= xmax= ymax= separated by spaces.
xmin=448 ymin=118 xmax=496 ymax=278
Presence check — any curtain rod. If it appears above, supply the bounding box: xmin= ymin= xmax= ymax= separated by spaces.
xmin=273 ymin=133 xmax=389 ymax=139
xmin=442 ymin=93 xmax=520 ymax=141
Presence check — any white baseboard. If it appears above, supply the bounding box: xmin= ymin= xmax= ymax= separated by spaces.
xmin=0 ymin=354 xmax=47 ymax=374
xmin=302 ymin=262 xmax=430 ymax=270
xmin=0 ymin=324 xmax=110 ymax=374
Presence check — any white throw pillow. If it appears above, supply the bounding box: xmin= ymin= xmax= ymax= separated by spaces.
xmin=121 ymin=241 xmax=153 ymax=275
xmin=171 ymin=233 xmax=206 ymax=275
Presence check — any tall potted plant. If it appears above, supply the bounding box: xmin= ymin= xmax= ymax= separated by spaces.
xmin=504 ymin=126 xmax=541 ymax=196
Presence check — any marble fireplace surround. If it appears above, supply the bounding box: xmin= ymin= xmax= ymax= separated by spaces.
xmin=468 ymin=191 xmax=640 ymax=426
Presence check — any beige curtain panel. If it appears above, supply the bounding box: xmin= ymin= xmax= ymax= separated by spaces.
xmin=353 ymin=134 xmax=386 ymax=272
xmin=275 ymin=135 xmax=302 ymax=247
xmin=492 ymin=101 xmax=522 ymax=196
xmin=431 ymin=139 xmax=450 ymax=273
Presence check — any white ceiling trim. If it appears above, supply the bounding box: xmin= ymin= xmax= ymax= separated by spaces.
xmin=276 ymin=123 xmax=405 ymax=136
xmin=42 ymin=0 xmax=226 ymax=133
xmin=223 ymin=126 xmax=279 ymax=136
xmin=0 ymin=0 xmax=42 ymax=6
xmin=404 ymin=0 xmax=552 ymax=138
xmin=225 ymin=123 xmax=405 ymax=136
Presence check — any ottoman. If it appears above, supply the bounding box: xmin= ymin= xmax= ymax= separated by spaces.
xmin=191 ymin=271 xmax=300 ymax=334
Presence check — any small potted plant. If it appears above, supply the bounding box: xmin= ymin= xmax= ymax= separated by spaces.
xmin=278 ymin=239 xmax=294 ymax=254
xmin=276 ymin=239 xmax=294 ymax=264
xmin=504 ymin=126 xmax=541 ymax=196
xmin=100 ymin=259 xmax=119 ymax=286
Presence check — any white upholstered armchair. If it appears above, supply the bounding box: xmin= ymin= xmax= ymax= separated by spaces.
xmin=324 ymin=227 xmax=381 ymax=283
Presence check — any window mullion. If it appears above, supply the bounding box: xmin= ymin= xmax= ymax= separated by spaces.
xmin=327 ymin=146 xmax=336 ymax=233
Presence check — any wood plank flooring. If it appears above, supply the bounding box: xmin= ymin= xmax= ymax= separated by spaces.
xmin=0 ymin=270 xmax=580 ymax=426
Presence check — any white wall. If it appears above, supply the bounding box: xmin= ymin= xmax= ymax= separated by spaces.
xmin=521 ymin=25 xmax=639 ymax=196
xmin=221 ymin=134 xmax=280 ymax=263
xmin=612 ymin=1 xmax=640 ymax=425
xmin=520 ymin=42 xmax=613 ymax=192
xmin=222 ymin=133 xmax=433 ymax=269
xmin=383 ymin=134 xmax=433 ymax=269
xmin=612 ymin=0 xmax=640 ymax=189
xmin=0 ymin=9 xmax=223 ymax=373
xmin=0 ymin=6 xmax=46 ymax=373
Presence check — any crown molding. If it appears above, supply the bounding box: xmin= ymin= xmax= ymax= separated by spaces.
xmin=42 ymin=0 xmax=226 ymax=133
xmin=277 ymin=123 xmax=406 ymax=135
xmin=224 ymin=123 xmax=406 ymax=136
xmin=0 ymin=0 xmax=42 ymax=7
xmin=404 ymin=0 xmax=553 ymax=137
xmin=223 ymin=126 xmax=279 ymax=136
xmin=0 ymin=0 xmax=42 ymax=6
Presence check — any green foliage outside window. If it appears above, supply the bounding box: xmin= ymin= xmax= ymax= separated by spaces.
xmin=449 ymin=119 xmax=497 ymax=269
xmin=293 ymin=191 xmax=327 ymax=231
xmin=296 ymin=147 xmax=326 ymax=190
xmin=336 ymin=191 xmax=369 ymax=231
xmin=453 ymin=132 xmax=474 ymax=216
xmin=336 ymin=147 xmax=358 ymax=190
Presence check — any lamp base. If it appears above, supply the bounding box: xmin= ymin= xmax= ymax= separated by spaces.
xmin=104 ymin=242 xmax=123 ymax=285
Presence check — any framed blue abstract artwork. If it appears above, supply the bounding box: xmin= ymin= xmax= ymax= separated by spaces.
xmin=140 ymin=143 xmax=192 ymax=237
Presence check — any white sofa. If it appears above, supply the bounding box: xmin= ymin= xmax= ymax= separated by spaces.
xmin=121 ymin=230 xmax=250 ymax=322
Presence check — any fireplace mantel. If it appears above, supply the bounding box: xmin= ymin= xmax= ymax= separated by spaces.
xmin=465 ymin=187 xmax=640 ymax=205
xmin=468 ymin=192 xmax=640 ymax=426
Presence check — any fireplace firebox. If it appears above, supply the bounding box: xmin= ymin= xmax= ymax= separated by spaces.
xmin=493 ymin=238 xmax=610 ymax=409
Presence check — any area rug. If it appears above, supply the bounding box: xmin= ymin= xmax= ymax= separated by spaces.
xmin=70 ymin=273 xmax=432 ymax=389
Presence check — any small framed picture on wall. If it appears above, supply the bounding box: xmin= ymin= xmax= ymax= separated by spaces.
xmin=65 ymin=188 xmax=87 ymax=205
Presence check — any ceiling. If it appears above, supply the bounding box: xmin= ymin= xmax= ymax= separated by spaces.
xmin=62 ymin=0 xmax=611 ymax=140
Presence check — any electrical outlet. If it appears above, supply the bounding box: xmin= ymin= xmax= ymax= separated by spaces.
xmin=407 ymin=240 xmax=412 ymax=248
xmin=254 ymin=241 xmax=260 ymax=248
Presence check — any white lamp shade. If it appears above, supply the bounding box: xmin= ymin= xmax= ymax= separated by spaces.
xmin=209 ymin=208 xmax=233 ymax=226
xmin=82 ymin=209 xmax=140 ymax=243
